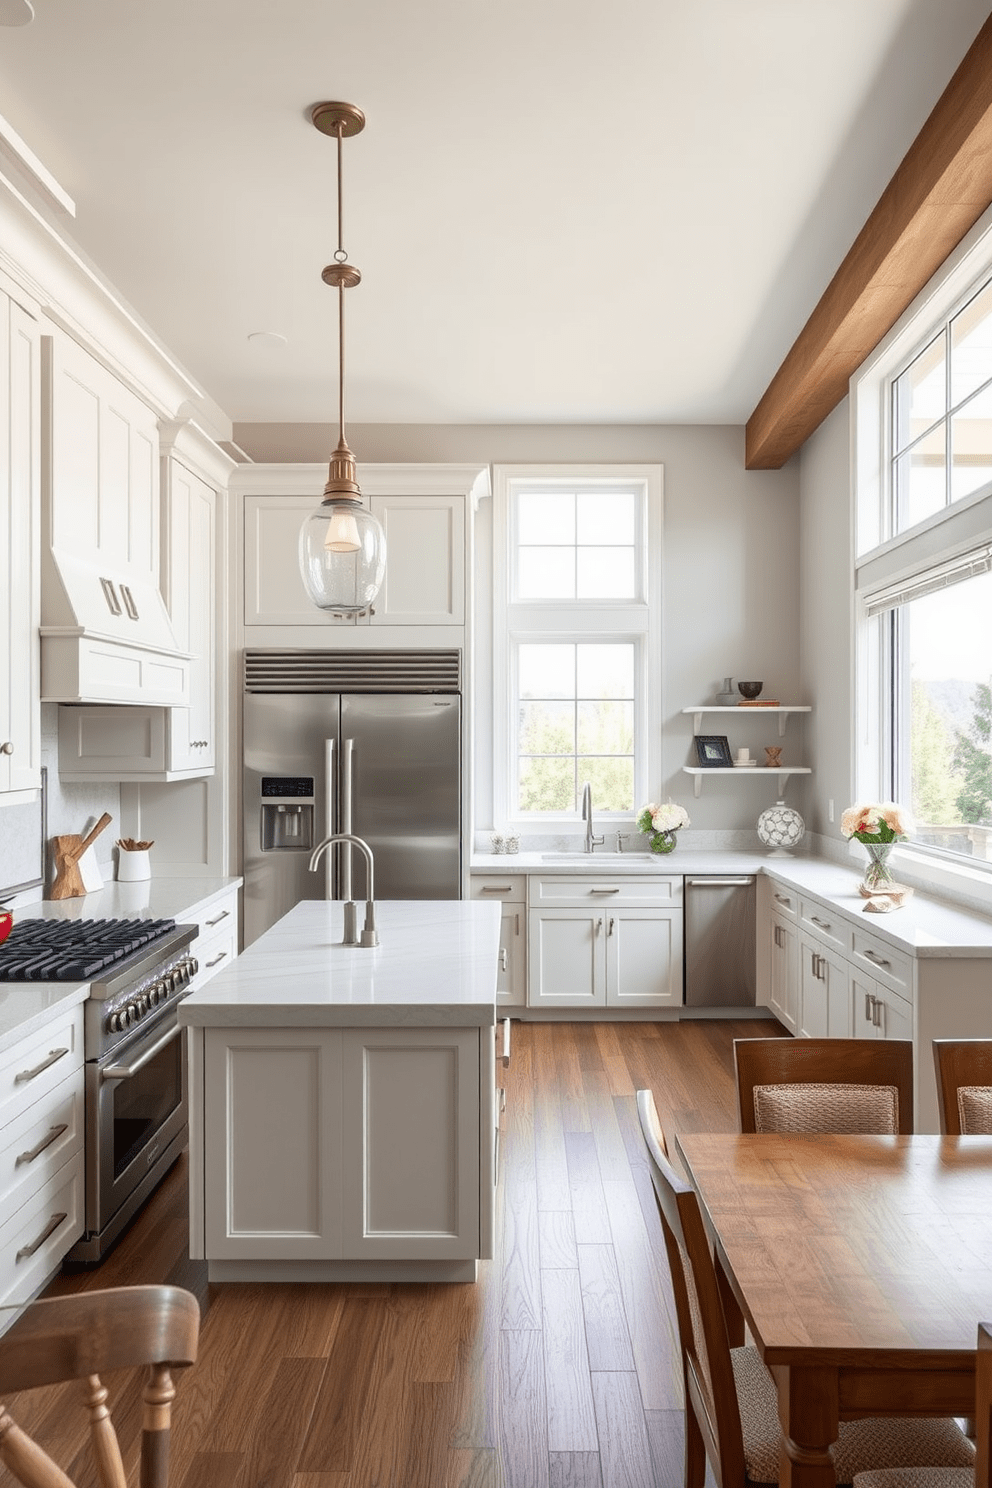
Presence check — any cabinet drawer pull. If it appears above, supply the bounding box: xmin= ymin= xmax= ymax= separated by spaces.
xmin=479 ymin=885 xmax=513 ymax=893
xmin=872 ymin=998 xmax=883 ymax=1028
xmin=865 ymin=992 xmax=875 ymax=1021
xmin=15 ymin=1047 xmax=69 ymax=1084
xmin=0 ymin=741 xmax=13 ymax=755
xmin=16 ymin=1212 xmax=68 ymax=1261
xmin=863 ymin=949 xmax=891 ymax=969
xmin=205 ymin=951 xmax=227 ymax=968
xmin=500 ymin=948 xmax=508 ymax=972
xmin=773 ymin=926 xmax=782 ymax=948
xmin=774 ymin=893 xmax=791 ymax=905
xmin=100 ymin=577 xmax=122 ymax=615
xmin=120 ymin=584 xmax=139 ymax=620
xmin=810 ymin=916 xmax=832 ymax=930
xmin=609 ymin=917 xmax=615 ymax=936
xmin=205 ymin=909 xmax=231 ymax=927
xmin=500 ymin=1017 xmax=511 ymax=1067
xmin=589 ymin=887 xmax=621 ymax=895
xmin=514 ymin=913 xmax=520 ymax=936
xmin=16 ymin=1123 xmax=69 ymax=1167
xmin=595 ymin=918 xmax=603 ymax=935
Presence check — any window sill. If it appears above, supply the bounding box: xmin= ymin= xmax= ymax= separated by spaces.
xmin=885 ymin=844 xmax=992 ymax=918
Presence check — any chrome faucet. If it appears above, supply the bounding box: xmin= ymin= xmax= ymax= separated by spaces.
xmin=581 ymin=782 xmax=605 ymax=855
xmin=308 ymin=832 xmax=379 ymax=947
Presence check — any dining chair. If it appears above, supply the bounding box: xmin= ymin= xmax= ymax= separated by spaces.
xmin=933 ymin=1040 xmax=992 ymax=1135
xmin=851 ymin=1318 xmax=992 ymax=1488
xmin=635 ymin=1088 xmax=973 ymax=1486
xmin=734 ymin=1037 xmax=914 ymax=1135
xmin=0 ymin=1284 xmax=199 ymax=1488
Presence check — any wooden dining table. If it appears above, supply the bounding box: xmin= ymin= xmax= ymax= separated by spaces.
xmin=674 ymin=1131 xmax=992 ymax=1488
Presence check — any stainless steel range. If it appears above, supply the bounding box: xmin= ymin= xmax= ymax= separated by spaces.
xmin=0 ymin=917 xmax=198 ymax=1264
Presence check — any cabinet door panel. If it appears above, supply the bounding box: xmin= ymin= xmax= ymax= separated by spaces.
xmin=528 ymin=910 xmax=605 ymax=1007
xmin=340 ymin=1028 xmax=480 ymax=1259
xmin=608 ymin=910 xmax=683 ymax=1007
xmin=366 ymin=496 xmax=464 ymax=625
xmin=1 ymin=297 xmax=41 ymax=793
xmin=769 ymin=913 xmax=798 ymax=1033
xmin=203 ymin=1028 xmax=343 ymax=1259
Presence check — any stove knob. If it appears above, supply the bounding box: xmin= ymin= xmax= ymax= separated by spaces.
xmin=127 ymin=1003 xmax=139 ymax=1026
xmin=108 ymin=1011 xmax=121 ymax=1032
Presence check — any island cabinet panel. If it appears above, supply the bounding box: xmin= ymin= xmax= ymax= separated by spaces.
xmin=203 ymin=1028 xmax=344 ymax=1260
xmin=200 ymin=1025 xmax=481 ymax=1263
xmin=340 ymin=1028 xmax=481 ymax=1259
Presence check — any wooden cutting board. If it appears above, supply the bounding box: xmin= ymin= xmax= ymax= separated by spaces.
xmin=50 ymin=813 xmax=113 ymax=899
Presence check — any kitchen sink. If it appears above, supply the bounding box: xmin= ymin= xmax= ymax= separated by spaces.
xmin=540 ymin=852 xmax=658 ymax=862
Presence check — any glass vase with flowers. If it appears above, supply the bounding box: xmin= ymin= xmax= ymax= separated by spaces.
xmin=841 ymin=803 xmax=913 ymax=892
xmin=636 ymin=801 xmax=690 ymax=854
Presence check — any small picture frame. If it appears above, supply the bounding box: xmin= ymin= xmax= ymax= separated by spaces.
xmin=694 ymin=734 xmax=733 ymax=767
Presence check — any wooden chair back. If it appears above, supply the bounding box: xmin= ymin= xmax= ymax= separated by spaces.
xmin=0 ymin=1285 xmax=199 ymax=1488
xmin=734 ymin=1037 xmax=914 ymax=1135
xmin=636 ymin=1089 xmax=745 ymax=1488
xmin=933 ymin=1040 xmax=992 ymax=1135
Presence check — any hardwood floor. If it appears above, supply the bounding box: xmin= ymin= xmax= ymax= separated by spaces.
xmin=6 ymin=1016 xmax=776 ymax=1488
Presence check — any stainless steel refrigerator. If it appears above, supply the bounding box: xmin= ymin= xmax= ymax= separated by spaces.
xmin=242 ymin=649 xmax=462 ymax=946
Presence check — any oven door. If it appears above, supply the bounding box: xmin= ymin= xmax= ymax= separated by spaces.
xmin=84 ymin=1004 xmax=188 ymax=1251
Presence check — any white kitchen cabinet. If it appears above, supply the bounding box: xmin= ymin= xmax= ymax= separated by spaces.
xmin=0 ymin=1003 xmax=85 ymax=1307
xmin=527 ymin=876 xmax=682 ymax=1010
xmin=243 ymin=492 xmax=465 ymax=627
xmin=471 ymin=874 xmax=526 ymax=1007
xmin=768 ymin=910 xmax=799 ymax=1033
xmin=187 ymin=888 xmax=239 ymax=990
xmin=201 ymin=1024 xmax=482 ymax=1264
xmin=0 ymin=288 xmax=41 ymax=799
xmin=851 ymin=971 xmax=912 ymax=1040
xmin=798 ymin=938 xmax=852 ymax=1038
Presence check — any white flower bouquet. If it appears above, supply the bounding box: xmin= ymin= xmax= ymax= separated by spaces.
xmin=636 ymin=801 xmax=690 ymax=854
xmin=840 ymin=802 xmax=912 ymax=844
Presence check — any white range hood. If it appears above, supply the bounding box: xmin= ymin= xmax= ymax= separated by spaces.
xmin=40 ymin=550 xmax=190 ymax=706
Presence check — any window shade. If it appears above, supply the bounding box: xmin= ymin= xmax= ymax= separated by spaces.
xmin=860 ymin=543 xmax=992 ymax=616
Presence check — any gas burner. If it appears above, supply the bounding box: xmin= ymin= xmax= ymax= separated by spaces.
xmin=0 ymin=917 xmax=180 ymax=981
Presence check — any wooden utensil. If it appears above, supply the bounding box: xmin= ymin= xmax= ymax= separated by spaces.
xmin=50 ymin=812 xmax=113 ymax=900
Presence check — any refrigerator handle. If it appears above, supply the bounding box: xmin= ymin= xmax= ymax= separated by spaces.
xmin=341 ymin=737 xmax=355 ymax=901
xmin=324 ymin=738 xmax=335 ymax=901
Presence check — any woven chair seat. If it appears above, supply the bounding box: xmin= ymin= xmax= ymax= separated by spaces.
xmin=752 ymin=1081 xmax=899 ymax=1135
xmin=957 ymin=1086 xmax=992 ymax=1135
xmin=732 ymin=1345 xmax=975 ymax=1485
xmin=852 ymin=1471 xmax=973 ymax=1488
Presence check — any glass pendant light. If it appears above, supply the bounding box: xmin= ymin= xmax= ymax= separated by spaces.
xmin=299 ymin=102 xmax=386 ymax=613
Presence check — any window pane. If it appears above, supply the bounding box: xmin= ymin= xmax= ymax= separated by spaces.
xmin=579 ymin=756 xmax=634 ymax=811
xmin=518 ymin=701 xmax=574 ymax=755
xmin=951 ymin=280 xmax=992 ymax=408
xmin=894 ymin=423 xmax=946 ymax=528
xmin=902 ymin=571 xmax=992 ymax=860
xmin=576 ymin=491 xmax=635 ymax=545
xmin=576 ymin=547 xmax=635 ymax=598
xmin=518 ymin=491 xmax=574 ymax=544
xmin=519 ymin=644 xmax=575 ymax=699
xmin=577 ymin=643 xmax=634 ymax=698
xmin=518 ymin=756 xmax=575 ymax=812
xmin=893 ymin=332 xmax=945 ymax=454
xmin=577 ymin=700 xmax=634 ymax=754
xmin=950 ymin=383 xmax=992 ymax=502
xmin=518 ymin=547 xmax=575 ymax=599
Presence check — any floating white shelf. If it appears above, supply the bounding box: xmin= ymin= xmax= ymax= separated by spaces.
xmin=682 ymin=705 xmax=811 ymax=737
xmin=681 ymin=765 xmax=812 ymax=798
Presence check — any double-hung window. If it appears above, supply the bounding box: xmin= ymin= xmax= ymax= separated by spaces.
xmin=492 ymin=465 xmax=662 ymax=834
xmin=854 ymin=228 xmax=992 ymax=877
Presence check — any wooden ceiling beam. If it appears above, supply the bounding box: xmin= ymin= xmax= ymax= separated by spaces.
xmin=745 ymin=12 xmax=992 ymax=470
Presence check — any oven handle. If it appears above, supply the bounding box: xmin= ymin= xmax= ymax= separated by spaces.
xmin=100 ymin=1021 xmax=183 ymax=1082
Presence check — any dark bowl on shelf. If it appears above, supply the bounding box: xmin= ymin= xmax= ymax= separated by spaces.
xmin=737 ymin=680 xmax=763 ymax=699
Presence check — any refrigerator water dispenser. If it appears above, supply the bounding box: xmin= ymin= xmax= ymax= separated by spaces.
xmin=260 ymin=802 xmax=314 ymax=851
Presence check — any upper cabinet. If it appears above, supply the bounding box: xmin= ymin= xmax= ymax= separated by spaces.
xmin=236 ymin=463 xmax=488 ymax=637
xmin=0 ymin=285 xmax=41 ymax=800
xmin=39 ymin=333 xmax=190 ymax=706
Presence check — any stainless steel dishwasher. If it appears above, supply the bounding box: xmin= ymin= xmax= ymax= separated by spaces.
xmin=684 ymin=876 xmax=756 ymax=1007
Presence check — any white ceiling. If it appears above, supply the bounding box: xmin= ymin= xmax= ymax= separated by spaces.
xmin=0 ymin=0 xmax=989 ymax=431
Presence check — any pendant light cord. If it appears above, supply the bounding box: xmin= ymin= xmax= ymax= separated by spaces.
xmin=336 ymin=123 xmax=347 ymax=445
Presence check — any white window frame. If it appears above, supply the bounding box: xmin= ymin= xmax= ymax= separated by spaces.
xmin=492 ymin=464 xmax=663 ymax=837
xmin=853 ymin=200 xmax=992 ymax=902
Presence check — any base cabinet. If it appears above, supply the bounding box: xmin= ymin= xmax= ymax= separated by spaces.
xmin=470 ymin=875 xmax=526 ymax=1007
xmin=798 ymin=937 xmax=852 ymax=1038
xmin=201 ymin=1025 xmax=484 ymax=1263
xmin=527 ymin=876 xmax=683 ymax=1009
xmin=768 ymin=910 xmax=799 ymax=1033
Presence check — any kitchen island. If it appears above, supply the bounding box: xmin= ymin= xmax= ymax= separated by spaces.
xmin=179 ymin=899 xmax=500 ymax=1283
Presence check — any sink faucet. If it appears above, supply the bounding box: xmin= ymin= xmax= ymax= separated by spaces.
xmin=308 ymin=833 xmax=379 ymax=947
xmin=581 ymin=782 xmax=605 ymax=855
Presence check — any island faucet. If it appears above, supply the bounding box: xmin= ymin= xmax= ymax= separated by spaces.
xmin=308 ymin=833 xmax=379 ymax=947
xmin=581 ymin=782 xmax=605 ymax=855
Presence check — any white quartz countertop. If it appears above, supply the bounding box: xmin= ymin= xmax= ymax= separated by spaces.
xmin=471 ymin=850 xmax=992 ymax=957
xmin=179 ymin=899 xmax=500 ymax=1028
xmin=0 ymin=877 xmax=242 ymax=1053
